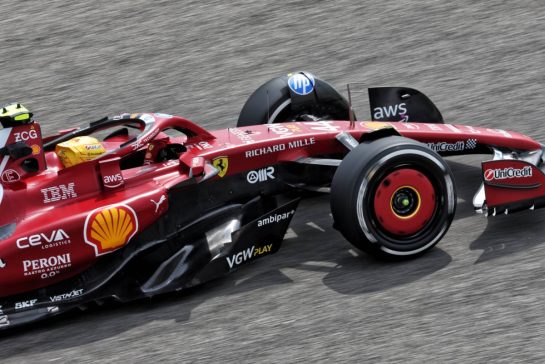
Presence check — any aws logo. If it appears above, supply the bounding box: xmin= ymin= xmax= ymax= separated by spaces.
xmin=103 ymin=173 xmax=124 ymax=189
xmin=84 ymin=204 xmax=138 ymax=256
xmin=373 ymin=103 xmax=408 ymax=121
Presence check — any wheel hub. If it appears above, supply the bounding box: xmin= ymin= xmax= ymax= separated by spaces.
xmin=391 ymin=187 xmax=420 ymax=217
xmin=373 ymin=168 xmax=436 ymax=236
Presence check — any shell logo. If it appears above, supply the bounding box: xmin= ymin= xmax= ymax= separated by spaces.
xmin=84 ymin=204 xmax=138 ymax=256
xmin=31 ymin=144 xmax=41 ymax=155
xmin=360 ymin=121 xmax=393 ymax=131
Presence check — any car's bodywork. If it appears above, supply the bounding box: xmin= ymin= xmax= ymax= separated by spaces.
xmin=1 ymin=74 xmax=545 ymax=330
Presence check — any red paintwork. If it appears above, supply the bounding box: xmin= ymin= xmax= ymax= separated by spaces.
xmin=482 ymin=160 xmax=545 ymax=208
xmin=373 ymin=169 xmax=436 ymax=236
xmin=0 ymin=114 xmax=541 ymax=297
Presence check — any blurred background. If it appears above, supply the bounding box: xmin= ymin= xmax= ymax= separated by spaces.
xmin=1 ymin=1 xmax=545 ymax=362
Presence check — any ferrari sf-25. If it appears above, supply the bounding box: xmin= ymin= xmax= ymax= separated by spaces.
xmin=0 ymin=72 xmax=543 ymax=330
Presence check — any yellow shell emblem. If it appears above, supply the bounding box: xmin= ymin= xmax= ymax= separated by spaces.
xmin=84 ymin=204 xmax=138 ymax=256
xmin=361 ymin=121 xmax=393 ymax=130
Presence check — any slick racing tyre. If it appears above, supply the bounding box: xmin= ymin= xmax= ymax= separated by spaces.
xmin=330 ymin=136 xmax=456 ymax=259
xmin=237 ymin=71 xmax=353 ymax=126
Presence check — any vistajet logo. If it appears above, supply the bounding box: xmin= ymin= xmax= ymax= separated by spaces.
xmin=50 ymin=289 xmax=84 ymax=302
xmin=484 ymin=166 xmax=533 ymax=181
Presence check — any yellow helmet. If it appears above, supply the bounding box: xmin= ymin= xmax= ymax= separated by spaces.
xmin=55 ymin=136 xmax=106 ymax=168
xmin=0 ymin=103 xmax=33 ymax=128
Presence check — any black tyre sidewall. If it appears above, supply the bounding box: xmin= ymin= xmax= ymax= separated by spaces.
xmin=331 ymin=136 xmax=456 ymax=258
xmin=237 ymin=76 xmax=351 ymax=127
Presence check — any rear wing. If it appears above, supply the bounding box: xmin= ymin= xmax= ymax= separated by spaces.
xmin=346 ymin=85 xmax=444 ymax=124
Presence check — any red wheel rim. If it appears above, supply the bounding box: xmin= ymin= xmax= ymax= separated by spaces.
xmin=373 ymin=168 xmax=436 ymax=236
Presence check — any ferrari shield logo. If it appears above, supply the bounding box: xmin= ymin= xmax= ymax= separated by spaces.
xmin=212 ymin=156 xmax=229 ymax=177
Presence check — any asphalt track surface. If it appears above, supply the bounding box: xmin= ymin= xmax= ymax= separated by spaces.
xmin=1 ymin=1 xmax=545 ymax=362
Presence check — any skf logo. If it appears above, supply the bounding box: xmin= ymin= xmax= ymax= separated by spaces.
xmin=41 ymin=183 xmax=77 ymax=204
xmin=484 ymin=166 xmax=532 ymax=182
xmin=226 ymin=244 xmax=273 ymax=269
xmin=84 ymin=204 xmax=138 ymax=256
xmin=15 ymin=299 xmax=37 ymax=310
xmin=247 ymin=167 xmax=275 ymax=184
xmin=212 ymin=156 xmax=229 ymax=177
xmin=373 ymin=103 xmax=407 ymax=121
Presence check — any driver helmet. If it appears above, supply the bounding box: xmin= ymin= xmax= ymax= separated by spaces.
xmin=55 ymin=136 xmax=106 ymax=168
xmin=0 ymin=103 xmax=33 ymax=128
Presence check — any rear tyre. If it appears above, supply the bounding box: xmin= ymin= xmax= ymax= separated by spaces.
xmin=330 ymin=136 xmax=456 ymax=259
xmin=237 ymin=71 xmax=353 ymax=127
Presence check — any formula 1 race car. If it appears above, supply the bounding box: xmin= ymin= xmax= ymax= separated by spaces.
xmin=1 ymin=72 xmax=544 ymax=330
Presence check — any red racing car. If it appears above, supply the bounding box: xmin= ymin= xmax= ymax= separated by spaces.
xmin=0 ymin=72 xmax=543 ymax=330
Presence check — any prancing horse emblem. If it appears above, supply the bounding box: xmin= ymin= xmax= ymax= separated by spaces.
xmin=212 ymin=156 xmax=229 ymax=178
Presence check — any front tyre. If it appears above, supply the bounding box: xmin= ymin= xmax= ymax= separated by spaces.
xmin=330 ymin=136 xmax=456 ymax=259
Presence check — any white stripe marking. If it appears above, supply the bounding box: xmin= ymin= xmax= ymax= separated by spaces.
xmin=0 ymin=128 xmax=11 ymax=148
xmin=445 ymin=124 xmax=462 ymax=133
xmin=0 ymin=157 xmax=5 ymax=204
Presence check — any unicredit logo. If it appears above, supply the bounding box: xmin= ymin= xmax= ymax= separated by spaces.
xmin=484 ymin=166 xmax=532 ymax=181
xmin=427 ymin=141 xmax=465 ymax=152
